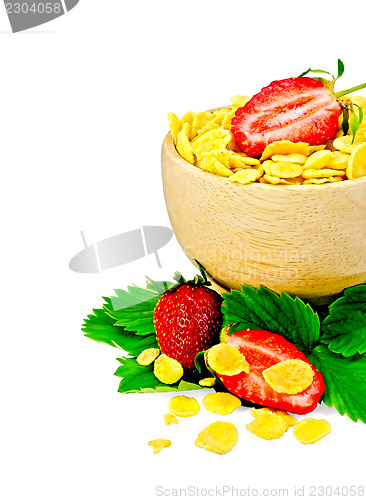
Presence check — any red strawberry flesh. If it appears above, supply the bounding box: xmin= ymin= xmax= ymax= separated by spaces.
xmin=231 ymin=77 xmax=341 ymax=156
xmin=154 ymin=284 xmax=222 ymax=370
xmin=218 ymin=329 xmax=325 ymax=414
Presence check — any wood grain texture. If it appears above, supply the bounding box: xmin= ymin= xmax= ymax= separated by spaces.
xmin=161 ymin=131 xmax=366 ymax=300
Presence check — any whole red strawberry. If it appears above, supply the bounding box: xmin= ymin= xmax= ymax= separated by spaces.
xmin=231 ymin=60 xmax=366 ymax=157
xmin=154 ymin=270 xmax=222 ymax=371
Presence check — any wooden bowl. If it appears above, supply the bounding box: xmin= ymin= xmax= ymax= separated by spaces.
xmin=161 ymin=131 xmax=366 ymax=301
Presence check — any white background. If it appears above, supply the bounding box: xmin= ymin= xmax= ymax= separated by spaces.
xmin=1 ymin=1 xmax=366 ymax=499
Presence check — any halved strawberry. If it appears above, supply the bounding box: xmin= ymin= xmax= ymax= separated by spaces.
xmin=231 ymin=77 xmax=341 ymax=157
xmin=215 ymin=329 xmax=324 ymax=414
xmin=231 ymin=60 xmax=366 ymax=157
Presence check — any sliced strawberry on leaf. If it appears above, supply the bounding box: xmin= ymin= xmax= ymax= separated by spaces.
xmin=213 ymin=329 xmax=325 ymax=415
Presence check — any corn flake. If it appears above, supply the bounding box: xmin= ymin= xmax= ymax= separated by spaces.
xmin=326 ymin=151 xmax=350 ymax=170
xmin=163 ymin=413 xmax=179 ymax=426
xmin=203 ymin=392 xmax=241 ymax=416
xmin=167 ymin=112 xmax=182 ymax=144
xmin=302 ymin=168 xmax=345 ymax=179
xmin=308 ymin=144 xmax=326 ymax=154
xmin=207 ymin=343 xmax=250 ymax=375
xmin=168 ymin=395 xmax=200 ymax=418
xmin=230 ymin=95 xmax=249 ymax=109
xmin=221 ymin=109 xmax=236 ymax=130
xmin=176 ymin=130 xmax=194 ymax=165
xmin=262 ymin=359 xmax=314 ymax=394
xmin=346 ymin=143 xmax=366 ymax=179
xmin=304 ymin=150 xmax=333 ymax=170
xmin=269 ymin=162 xmax=303 ymax=179
xmin=250 ymin=407 xmax=297 ymax=428
xmin=293 ymin=418 xmax=331 ymax=444
xmin=191 ymin=129 xmax=232 ymax=156
xmin=136 ymin=348 xmax=160 ymax=366
xmin=333 ymin=135 xmax=365 ymax=154
xmin=261 ymin=141 xmax=309 ymax=161
xmin=246 ymin=411 xmax=288 ymax=440
xmin=195 ymin=421 xmax=238 ymax=455
xmin=229 ymin=168 xmax=262 ymax=184
xmin=229 ymin=152 xmax=260 ymax=168
xmin=199 ymin=377 xmax=216 ymax=387
xmin=198 ymin=157 xmax=233 ymax=177
xmin=271 ymin=153 xmax=307 ymax=165
xmin=153 ymin=354 xmax=184 ymax=384
xmin=148 ymin=438 xmax=171 ymax=454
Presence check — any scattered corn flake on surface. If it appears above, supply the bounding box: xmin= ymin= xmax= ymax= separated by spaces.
xmin=262 ymin=359 xmax=314 ymax=395
xmin=195 ymin=421 xmax=238 ymax=455
xmin=148 ymin=438 xmax=171 ymax=454
xmin=207 ymin=343 xmax=250 ymax=376
xmin=202 ymin=392 xmax=242 ymax=416
xmin=163 ymin=413 xmax=179 ymax=426
xmin=250 ymin=407 xmax=298 ymax=428
xmin=293 ymin=418 xmax=331 ymax=444
xmin=169 ymin=94 xmax=366 ymax=184
xmin=136 ymin=348 xmax=160 ymax=366
xmin=168 ymin=395 xmax=201 ymax=418
xmin=246 ymin=411 xmax=289 ymax=440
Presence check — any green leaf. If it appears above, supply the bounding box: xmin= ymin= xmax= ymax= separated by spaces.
xmin=298 ymin=67 xmax=331 ymax=78
xmin=145 ymin=278 xmax=175 ymax=294
xmin=337 ymin=58 xmax=345 ymax=80
xmin=222 ymin=286 xmax=320 ymax=353
xmin=110 ymin=296 xmax=159 ymax=335
xmin=350 ymin=104 xmax=364 ymax=143
xmin=335 ymin=82 xmax=366 ymax=98
xmin=321 ymin=285 xmax=366 ymax=357
xmin=342 ymin=107 xmax=350 ymax=136
xmin=82 ymin=302 xmax=159 ymax=356
xmin=309 ymin=345 xmax=366 ymax=423
xmin=114 ymin=358 xmax=202 ymax=393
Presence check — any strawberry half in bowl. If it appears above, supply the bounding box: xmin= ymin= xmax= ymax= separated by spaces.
xmin=161 ymin=63 xmax=366 ymax=301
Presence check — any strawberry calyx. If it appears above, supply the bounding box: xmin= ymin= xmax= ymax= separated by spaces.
xmin=299 ymin=58 xmax=366 ymax=142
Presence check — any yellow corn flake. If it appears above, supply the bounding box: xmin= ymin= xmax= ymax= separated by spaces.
xmin=261 ymin=174 xmax=303 ymax=185
xmin=148 ymin=438 xmax=171 ymax=454
xmin=308 ymin=144 xmax=326 ymax=154
xmin=163 ymin=413 xmax=179 ymax=426
xmin=303 ymin=150 xmax=333 ymax=170
xmin=325 ymin=151 xmax=350 ymax=170
xmin=250 ymin=407 xmax=297 ymax=428
xmin=269 ymin=162 xmax=303 ymax=179
xmin=167 ymin=112 xmax=182 ymax=144
xmin=346 ymin=143 xmax=366 ymax=179
xmin=196 ymin=122 xmax=220 ymax=137
xmin=176 ymin=130 xmax=194 ymax=165
xmin=168 ymin=395 xmax=200 ymax=418
xmin=195 ymin=421 xmax=238 ymax=455
xmin=181 ymin=111 xmax=196 ymax=126
xmin=221 ymin=109 xmax=236 ymax=130
xmin=198 ymin=158 xmax=233 ymax=177
xmin=207 ymin=343 xmax=250 ymax=376
xmin=302 ymin=176 xmax=343 ymax=184
xmin=153 ymin=354 xmax=184 ymax=385
xmin=293 ymin=418 xmax=331 ymax=444
xmin=199 ymin=377 xmax=216 ymax=387
xmin=229 ymin=152 xmax=260 ymax=168
xmin=196 ymin=111 xmax=215 ymax=130
xmin=202 ymin=392 xmax=241 ymax=416
xmin=229 ymin=168 xmax=262 ymax=184
xmin=333 ymin=135 xmax=365 ymax=154
xmin=302 ymin=168 xmax=345 ymax=179
xmin=262 ymin=359 xmax=314 ymax=394
xmin=246 ymin=411 xmax=288 ymax=440
xmin=230 ymin=95 xmax=249 ymax=109
xmin=202 ymin=150 xmax=232 ymax=169
xmin=271 ymin=153 xmax=307 ymax=165
xmin=191 ymin=129 xmax=232 ymax=156
xmin=226 ymin=134 xmax=241 ymax=152
xmin=261 ymin=141 xmax=309 ymax=161
xmin=136 ymin=348 xmax=160 ymax=366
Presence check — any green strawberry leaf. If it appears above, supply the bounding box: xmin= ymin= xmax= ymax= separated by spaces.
xmin=114 ymin=357 xmax=202 ymax=393
xmin=222 ymin=286 xmax=320 ymax=353
xmin=350 ymin=104 xmax=364 ymax=144
xmin=82 ymin=300 xmax=159 ymax=357
xmin=308 ymin=345 xmax=366 ymax=423
xmin=320 ymin=285 xmax=366 ymax=357
xmin=298 ymin=67 xmax=331 ymax=78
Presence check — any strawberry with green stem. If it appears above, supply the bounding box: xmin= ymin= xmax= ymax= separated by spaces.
xmin=231 ymin=59 xmax=366 ymax=157
xmin=154 ymin=263 xmax=223 ymax=371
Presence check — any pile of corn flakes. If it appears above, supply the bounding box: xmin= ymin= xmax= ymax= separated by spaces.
xmin=168 ymin=95 xmax=366 ymax=185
